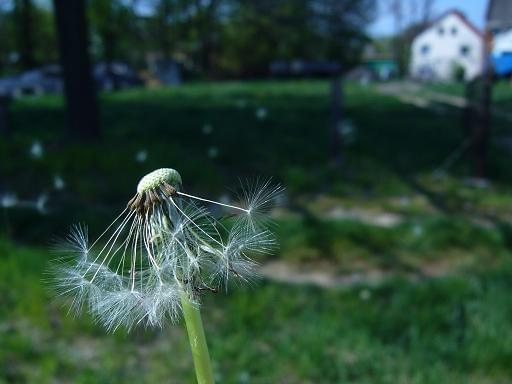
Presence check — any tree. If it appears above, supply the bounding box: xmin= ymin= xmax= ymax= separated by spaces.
xmin=146 ymin=0 xmax=177 ymax=63
xmin=387 ymin=0 xmax=435 ymax=76
xmin=218 ymin=0 xmax=375 ymax=76
xmin=89 ymin=0 xmax=132 ymax=89
xmin=53 ymin=0 xmax=100 ymax=139
xmin=13 ymin=0 xmax=36 ymax=70
xmin=0 ymin=1 xmax=57 ymax=75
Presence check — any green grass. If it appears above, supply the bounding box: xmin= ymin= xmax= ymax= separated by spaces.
xmin=3 ymin=80 xmax=512 ymax=238
xmin=418 ymin=80 xmax=512 ymax=109
xmin=277 ymin=216 xmax=505 ymax=270
xmin=1 ymin=238 xmax=512 ymax=383
xmin=2 ymin=80 xmax=512 ymax=382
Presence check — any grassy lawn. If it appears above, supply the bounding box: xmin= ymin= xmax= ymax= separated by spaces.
xmin=2 ymin=238 xmax=512 ymax=383
xmin=418 ymin=80 xmax=512 ymax=109
xmin=2 ymin=80 xmax=512 ymax=382
xmin=4 ymin=80 xmax=512 ymax=267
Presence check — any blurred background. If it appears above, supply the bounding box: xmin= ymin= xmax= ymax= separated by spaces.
xmin=1 ymin=0 xmax=512 ymax=382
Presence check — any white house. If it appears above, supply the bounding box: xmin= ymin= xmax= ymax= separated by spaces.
xmin=410 ymin=11 xmax=484 ymax=81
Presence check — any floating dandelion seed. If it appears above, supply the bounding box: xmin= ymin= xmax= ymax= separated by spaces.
xmin=51 ymin=168 xmax=280 ymax=332
xmin=235 ymin=98 xmax=248 ymax=109
xmin=53 ymin=175 xmax=65 ymax=190
xmin=29 ymin=140 xmax=44 ymax=159
xmin=412 ymin=224 xmax=423 ymax=237
xmin=337 ymin=120 xmax=357 ymax=145
xmin=36 ymin=193 xmax=48 ymax=214
xmin=135 ymin=149 xmax=148 ymax=163
xmin=359 ymin=289 xmax=371 ymax=301
xmin=207 ymin=146 xmax=219 ymax=159
xmin=202 ymin=124 xmax=213 ymax=135
xmin=0 ymin=192 xmax=18 ymax=208
xmin=255 ymin=107 xmax=267 ymax=120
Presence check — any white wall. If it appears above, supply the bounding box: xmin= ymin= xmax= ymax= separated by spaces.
xmin=494 ymin=28 xmax=512 ymax=56
xmin=410 ymin=13 xmax=483 ymax=81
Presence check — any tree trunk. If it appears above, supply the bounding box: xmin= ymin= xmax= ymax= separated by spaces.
xmin=0 ymin=96 xmax=11 ymax=137
xmin=103 ymin=29 xmax=120 ymax=91
xmin=160 ymin=0 xmax=172 ymax=63
xmin=53 ymin=0 xmax=100 ymax=139
xmin=16 ymin=0 xmax=36 ymax=70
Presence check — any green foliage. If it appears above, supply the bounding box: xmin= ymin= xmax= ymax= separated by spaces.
xmin=452 ymin=64 xmax=466 ymax=83
xmin=219 ymin=0 xmax=375 ymax=76
xmin=88 ymin=0 xmax=134 ymax=65
xmin=277 ymin=216 xmax=504 ymax=270
xmin=0 ymin=0 xmax=376 ymax=77
xmin=0 ymin=0 xmax=58 ymax=72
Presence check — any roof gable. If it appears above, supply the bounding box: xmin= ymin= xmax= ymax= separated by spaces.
xmin=487 ymin=0 xmax=512 ymax=30
xmin=415 ymin=9 xmax=483 ymax=41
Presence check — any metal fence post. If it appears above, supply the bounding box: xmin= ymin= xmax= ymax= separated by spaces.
xmin=0 ymin=96 xmax=11 ymax=137
xmin=330 ymin=75 xmax=343 ymax=167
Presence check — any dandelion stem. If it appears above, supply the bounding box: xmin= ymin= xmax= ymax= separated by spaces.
xmin=181 ymin=291 xmax=215 ymax=384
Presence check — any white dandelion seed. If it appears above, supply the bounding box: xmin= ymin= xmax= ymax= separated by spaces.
xmin=235 ymin=98 xmax=248 ymax=109
xmin=29 ymin=140 xmax=44 ymax=159
xmin=255 ymin=107 xmax=267 ymax=120
xmin=207 ymin=146 xmax=219 ymax=159
xmin=0 ymin=192 xmax=18 ymax=208
xmin=135 ymin=149 xmax=148 ymax=163
xmin=202 ymin=124 xmax=213 ymax=135
xmin=412 ymin=224 xmax=423 ymax=237
xmin=50 ymin=168 xmax=281 ymax=331
xmin=53 ymin=175 xmax=65 ymax=190
xmin=235 ymin=178 xmax=284 ymax=232
xmin=35 ymin=193 xmax=48 ymax=214
xmin=359 ymin=289 xmax=371 ymax=301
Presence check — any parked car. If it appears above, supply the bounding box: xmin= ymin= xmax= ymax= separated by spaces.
xmin=0 ymin=65 xmax=63 ymax=98
xmin=0 ymin=77 xmax=19 ymax=97
xmin=93 ymin=62 xmax=142 ymax=91
xmin=15 ymin=64 xmax=64 ymax=96
xmin=270 ymin=60 xmax=341 ymax=77
xmin=0 ymin=62 xmax=142 ymax=98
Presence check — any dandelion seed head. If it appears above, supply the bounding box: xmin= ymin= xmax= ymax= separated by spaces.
xmin=50 ymin=168 xmax=279 ymax=332
xmin=137 ymin=168 xmax=182 ymax=193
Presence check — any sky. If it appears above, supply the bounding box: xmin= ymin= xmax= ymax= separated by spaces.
xmin=368 ymin=0 xmax=489 ymax=37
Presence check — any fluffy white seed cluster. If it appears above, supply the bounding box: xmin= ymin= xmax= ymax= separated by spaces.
xmin=51 ymin=168 xmax=281 ymax=332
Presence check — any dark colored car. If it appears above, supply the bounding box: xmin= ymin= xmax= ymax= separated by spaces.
xmin=270 ymin=60 xmax=342 ymax=77
xmin=0 ymin=62 xmax=142 ymax=98
xmin=15 ymin=64 xmax=64 ymax=96
xmin=93 ymin=62 xmax=142 ymax=91
xmin=0 ymin=77 xmax=19 ymax=97
xmin=0 ymin=65 xmax=63 ymax=98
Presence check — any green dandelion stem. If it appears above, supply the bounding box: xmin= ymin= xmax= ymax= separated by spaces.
xmin=181 ymin=291 xmax=215 ymax=384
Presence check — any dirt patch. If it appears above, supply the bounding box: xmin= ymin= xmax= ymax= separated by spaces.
xmin=258 ymin=260 xmax=406 ymax=288
xmin=257 ymin=258 xmax=469 ymax=288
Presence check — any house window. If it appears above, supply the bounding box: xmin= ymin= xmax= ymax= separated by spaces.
xmin=451 ymin=26 xmax=458 ymax=35
xmin=421 ymin=44 xmax=430 ymax=55
xmin=460 ymin=45 xmax=470 ymax=57
xmin=438 ymin=26 xmax=445 ymax=35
